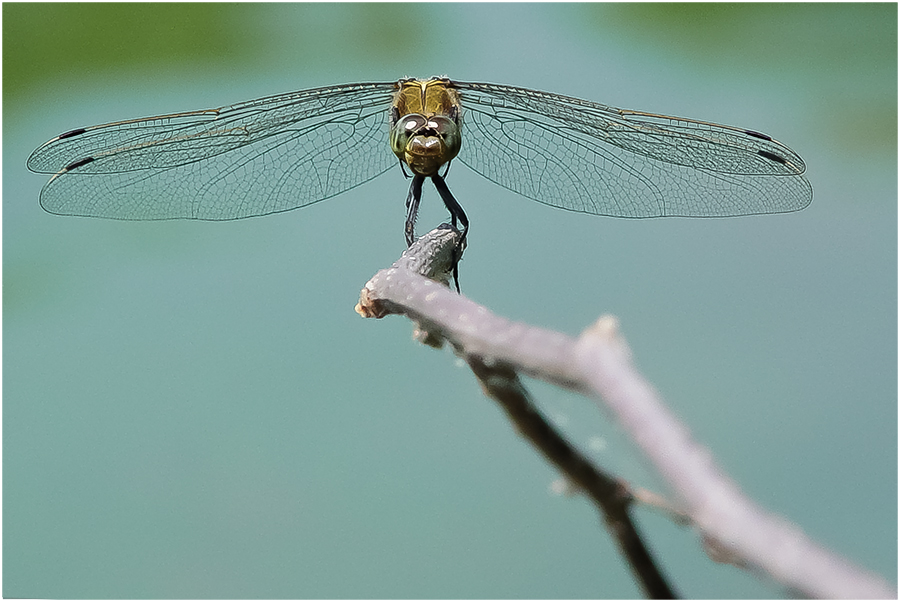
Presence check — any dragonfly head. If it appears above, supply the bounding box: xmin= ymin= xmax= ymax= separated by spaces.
xmin=390 ymin=113 xmax=461 ymax=176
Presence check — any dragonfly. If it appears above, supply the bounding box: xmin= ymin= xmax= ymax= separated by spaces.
xmin=28 ymin=76 xmax=812 ymax=286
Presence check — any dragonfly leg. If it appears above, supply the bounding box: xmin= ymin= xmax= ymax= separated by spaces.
xmin=431 ymin=174 xmax=468 ymax=244
xmin=405 ymin=174 xmax=425 ymax=247
xmin=431 ymin=174 xmax=468 ymax=292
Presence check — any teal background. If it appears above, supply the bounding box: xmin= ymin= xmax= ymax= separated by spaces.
xmin=4 ymin=3 xmax=896 ymax=598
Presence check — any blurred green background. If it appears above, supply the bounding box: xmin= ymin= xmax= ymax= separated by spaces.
xmin=4 ymin=3 xmax=896 ymax=598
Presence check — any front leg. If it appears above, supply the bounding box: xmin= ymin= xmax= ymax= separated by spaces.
xmin=431 ymin=174 xmax=468 ymax=292
xmin=405 ymin=174 xmax=425 ymax=247
xmin=431 ymin=174 xmax=468 ymax=247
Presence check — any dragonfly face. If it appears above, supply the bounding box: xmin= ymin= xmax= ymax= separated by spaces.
xmin=389 ymin=78 xmax=462 ymax=177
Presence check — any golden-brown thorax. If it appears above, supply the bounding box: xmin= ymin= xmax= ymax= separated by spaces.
xmin=393 ymin=78 xmax=461 ymax=120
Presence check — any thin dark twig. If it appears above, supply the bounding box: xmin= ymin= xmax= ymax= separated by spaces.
xmin=466 ymin=355 xmax=677 ymax=599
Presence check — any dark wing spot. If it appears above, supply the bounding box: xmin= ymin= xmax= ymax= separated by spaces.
xmin=64 ymin=156 xmax=95 ymax=172
xmin=758 ymin=149 xmax=787 ymax=165
xmin=58 ymin=128 xmax=87 ymax=140
xmin=745 ymin=129 xmax=773 ymax=141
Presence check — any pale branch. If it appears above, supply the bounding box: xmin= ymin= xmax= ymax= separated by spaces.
xmin=356 ymin=225 xmax=896 ymax=600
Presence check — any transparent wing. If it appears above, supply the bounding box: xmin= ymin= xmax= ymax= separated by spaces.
xmin=27 ymin=82 xmax=399 ymax=220
xmin=453 ymin=81 xmax=812 ymax=218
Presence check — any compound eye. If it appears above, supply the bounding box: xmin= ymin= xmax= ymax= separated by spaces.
xmin=426 ymin=115 xmax=455 ymax=133
xmin=427 ymin=115 xmax=462 ymax=157
xmin=390 ymin=114 xmax=428 ymax=155
xmin=405 ymin=115 xmax=427 ymax=131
